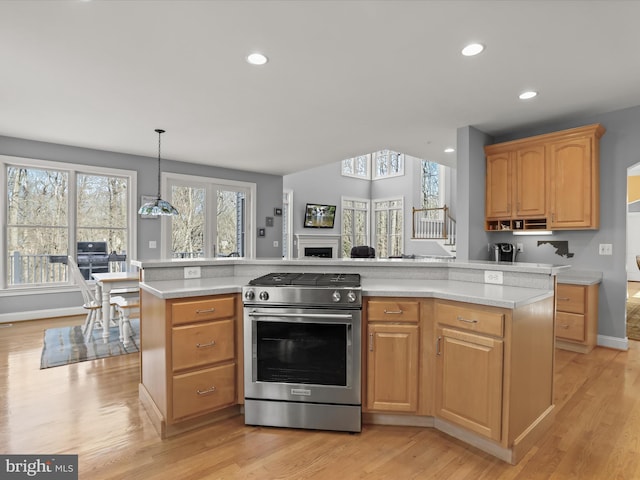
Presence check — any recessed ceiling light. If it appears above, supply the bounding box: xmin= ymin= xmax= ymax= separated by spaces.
xmin=444 ymin=148 xmax=455 ymax=153
xmin=461 ymin=43 xmax=484 ymax=56
xmin=519 ymin=91 xmax=538 ymax=100
xmin=247 ymin=53 xmax=268 ymax=66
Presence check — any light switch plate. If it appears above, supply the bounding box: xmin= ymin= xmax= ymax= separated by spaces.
xmin=598 ymin=244 xmax=613 ymax=255
xmin=184 ymin=266 xmax=201 ymax=279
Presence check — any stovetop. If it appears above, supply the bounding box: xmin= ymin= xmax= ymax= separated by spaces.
xmin=249 ymin=272 xmax=361 ymax=288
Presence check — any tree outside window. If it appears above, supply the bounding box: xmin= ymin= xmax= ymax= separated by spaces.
xmin=5 ymin=164 xmax=131 ymax=287
xmin=374 ymin=198 xmax=403 ymax=258
xmin=341 ymin=198 xmax=369 ymax=257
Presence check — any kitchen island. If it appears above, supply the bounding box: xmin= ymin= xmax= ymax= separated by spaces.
xmin=133 ymin=257 xmax=563 ymax=464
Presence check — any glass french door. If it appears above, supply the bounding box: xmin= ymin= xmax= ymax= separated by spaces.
xmin=166 ymin=178 xmax=251 ymax=258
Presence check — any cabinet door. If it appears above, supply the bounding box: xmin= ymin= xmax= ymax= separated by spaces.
xmin=548 ymin=137 xmax=596 ymax=228
xmin=515 ymin=145 xmax=546 ymax=217
xmin=486 ymin=152 xmax=512 ymax=219
xmin=435 ymin=327 xmax=503 ymax=441
xmin=366 ymin=323 xmax=419 ymax=412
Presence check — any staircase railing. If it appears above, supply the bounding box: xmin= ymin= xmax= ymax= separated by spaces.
xmin=412 ymin=205 xmax=456 ymax=246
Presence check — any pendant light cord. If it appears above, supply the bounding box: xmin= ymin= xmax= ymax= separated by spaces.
xmin=156 ymin=128 xmax=165 ymax=200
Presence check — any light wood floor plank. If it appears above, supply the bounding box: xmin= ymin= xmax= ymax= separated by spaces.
xmin=3 ymin=316 xmax=640 ymax=479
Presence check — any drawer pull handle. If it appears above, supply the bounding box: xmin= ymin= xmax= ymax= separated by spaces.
xmin=196 ymin=340 xmax=216 ymax=348
xmin=197 ymin=386 xmax=217 ymax=395
xmin=369 ymin=332 xmax=374 ymax=351
xmin=196 ymin=308 xmax=216 ymax=314
xmin=558 ymin=297 xmax=570 ymax=301
xmin=456 ymin=315 xmax=478 ymax=324
xmin=558 ymin=324 xmax=570 ymax=329
xmin=436 ymin=336 xmax=442 ymax=356
xmin=383 ymin=309 xmax=403 ymax=315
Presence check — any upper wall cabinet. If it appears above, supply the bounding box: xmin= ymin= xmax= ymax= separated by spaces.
xmin=484 ymin=124 xmax=606 ymax=232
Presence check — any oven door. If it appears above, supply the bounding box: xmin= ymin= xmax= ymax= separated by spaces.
xmin=244 ymin=307 xmax=361 ymax=405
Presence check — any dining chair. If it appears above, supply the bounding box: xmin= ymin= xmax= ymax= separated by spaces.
xmin=68 ymin=256 xmax=140 ymax=344
xmin=111 ymin=296 xmax=139 ymax=347
xmin=67 ymin=256 xmax=109 ymax=341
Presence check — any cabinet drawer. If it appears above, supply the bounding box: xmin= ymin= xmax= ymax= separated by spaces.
xmin=556 ymin=284 xmax=585 ymax=314
xmin=555 ymin=312 xmax=585 ymax=342
xmin=171 ymin=295 xmax=235 ymax=325
xmin=436 ymin=302 xmax=504 ymax=337
xmin=172 ymin=363 xmax=235 ymax=420
xmin=172 ymin=319 xmax=235 ymax=372
xmin=367 ymin=299 xmax=419 ymax=323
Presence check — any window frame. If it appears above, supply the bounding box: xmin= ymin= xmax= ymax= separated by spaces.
xmin=1 ymin=154 xmax=137 ymax=291
xmin=421 ymin=159 xmax=446 ymax=209
xmin=341 ymin=196 xmax=370 ymax=258
xmin=373 ymin=150 xmax=405 ymax=180
xmin=341 ymin=154 xmax=371 ymax=180
xmin=163 ymin=172 xmax=257 ymax=259
xmin=372 ymin=196 xmax=404 ymax=258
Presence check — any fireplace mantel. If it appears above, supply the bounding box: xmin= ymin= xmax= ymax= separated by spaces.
xmin=295 ymin=234 xmax=341 ymax=259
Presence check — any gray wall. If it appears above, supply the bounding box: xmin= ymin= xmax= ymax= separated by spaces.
xmin=463 ymin=104 xmax=640 ymax=343
xmin=0 ymin=135 xmax=282 ymax=316
xmin=283 ymin=156 xmax=454 ymax=257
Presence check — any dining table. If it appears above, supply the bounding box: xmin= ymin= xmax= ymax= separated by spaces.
xmin=92 ymin=271 xmax=140 ymax=340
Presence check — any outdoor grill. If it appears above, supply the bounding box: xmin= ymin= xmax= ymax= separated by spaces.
xmin=76 ymin=242 xmax=126 ymax=280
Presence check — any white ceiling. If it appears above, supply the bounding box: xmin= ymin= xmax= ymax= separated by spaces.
xmin=2 ymin=0 xmax=640 ymax=176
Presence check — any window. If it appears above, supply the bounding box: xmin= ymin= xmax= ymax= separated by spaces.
xmin=421 ymin=159 xmax=444 ymax=210
xmin=166 ymin=174 xmax=255 ymax=259
xmin=341 ymin=154 xmax=370 ymax=179
xmin=3 ymin=156 xmax=136 ymax=288
xmin=373 ymin=150 xmax=404 ymax=180
xmin=341 ymin=197 xmax=370 ymax=257
xmin=373 ymin=197 xmax=403 ymax=258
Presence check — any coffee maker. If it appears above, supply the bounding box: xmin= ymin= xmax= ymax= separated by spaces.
xmin=491 ymin=243 xmax=517 ymax=262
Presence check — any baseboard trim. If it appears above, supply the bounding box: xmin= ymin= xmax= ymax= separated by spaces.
xmin=0 ymin=307 xmax=84 ymax=324
xmin=597 ymin=334 xmax=629 ymax=351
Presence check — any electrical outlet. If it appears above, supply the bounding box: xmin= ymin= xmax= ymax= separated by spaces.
xmin=516 ymin=243 xmax=523 ymax=253
xmin=184 ymin=266 xmax=201 ymax=279
xmin=484 ymin=270 xmax=504 ymax=284
xmin=149 ymin=240 xmax=157 ymax=249
xmin=273 ymin=241 xmax=279 ymax=247
xmin=598 ymin=244 xmax=613 ymax=255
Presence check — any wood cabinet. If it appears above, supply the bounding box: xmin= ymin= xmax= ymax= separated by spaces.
xmin=139 ymin=290 xmax=242 ymax=437
xmin=555 ymin=283 xmax=599 ymax=353
xmin=485 ymin=123 xmax=605 ymax=231
xmin=435 ymin=302 xmax=505 ymax=441
xmin=486 ymin=145 xmax=546 ymax=221
xmin=433 ymin=298 xmax=555 ymax=463
xmin=548 ymin=136 xmax=599 ymax=229
xmin=364 ymin=298 xmax=424 ymax=414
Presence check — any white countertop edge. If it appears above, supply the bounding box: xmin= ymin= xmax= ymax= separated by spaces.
xmin=132 ymin=257 xmax=568 ymax=275
xmin=556 ymin=269 xmax=603 ymax=285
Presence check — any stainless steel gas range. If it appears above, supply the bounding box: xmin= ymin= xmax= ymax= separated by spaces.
xmin=243 ymin=272 xmax=362 ymax=433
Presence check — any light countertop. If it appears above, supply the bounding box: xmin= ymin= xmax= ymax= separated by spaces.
xmin=140 ymin=276 xmax=553 ymax=309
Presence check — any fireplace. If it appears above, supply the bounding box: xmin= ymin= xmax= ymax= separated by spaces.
xmin=295 ymin=234 xmax=341 ymax=259
xmin=305 ymin=247 xmax=332 ymax=258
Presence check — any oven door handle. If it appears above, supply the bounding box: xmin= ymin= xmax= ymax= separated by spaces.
xmin=247 ymin=311 xmax=354 ymax=320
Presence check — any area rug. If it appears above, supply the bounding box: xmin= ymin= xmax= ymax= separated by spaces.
xmin=627 ymin=303 xmax=640 ymax=341
xmin=40 ymin=318 xmax=139 ymax=369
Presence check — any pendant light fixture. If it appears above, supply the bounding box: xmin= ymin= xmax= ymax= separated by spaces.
xmin=138 ymin=129 xmax=179 ymax=216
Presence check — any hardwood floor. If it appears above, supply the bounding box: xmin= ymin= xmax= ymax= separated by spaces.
xmin=3 ymin=316 xmax=640 ymax=479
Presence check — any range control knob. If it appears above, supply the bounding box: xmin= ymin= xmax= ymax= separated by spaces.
xmin=332 ymin=290 xmax=342 ymax=302
xmin=347 ymin=290 xmax=357 ymax=303
xmin=244 ymin=289 xmax=255 ymax=301
xmin=259 ymin=291 xmax=270 ymax=301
